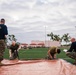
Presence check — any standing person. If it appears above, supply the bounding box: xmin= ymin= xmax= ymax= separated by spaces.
xmin=66 ymin=38 xmax=76 ymax=64
xmin=9 ymin=41 xmax=20 ymax=60
xmin=47 ymin=46 xmax=61 ymax=60
xmin=0 ymin=18 xmax=8 ymax=65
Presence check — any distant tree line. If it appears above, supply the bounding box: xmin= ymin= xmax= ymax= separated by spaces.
xmin=6 ymin=33 xmax=71 ymax=46
xmin=47 ymin=32 xmax=71 ymax=45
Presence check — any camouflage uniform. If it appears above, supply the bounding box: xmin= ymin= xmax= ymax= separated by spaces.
xmin=66 ymin=52 xmax=76 ymax=60
xmin=0 ymin=40 xmax=5 ymax=61
xmin=47 ymin=47 xmax=57 ymax=59
xmin=0 ymin=19 xmax=8 ymax=64
xmin=66 ymin=40 xmax=76 ymax=61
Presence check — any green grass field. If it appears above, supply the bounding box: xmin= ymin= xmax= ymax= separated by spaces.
xmin=4 ymin=47 xmax=74 ymax=63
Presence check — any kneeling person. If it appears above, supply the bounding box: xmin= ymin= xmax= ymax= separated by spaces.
xmin=66 ymin=38 xmax=76 ymax=64
xmin=9 ymin=41 xmax=19 ymax=60
xmin=47 ymin=46 xmax=61 ymax=60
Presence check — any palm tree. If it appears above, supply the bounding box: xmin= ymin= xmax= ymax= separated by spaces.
xmin=53 ymin=35 xmax=60 ymax=41
xmin=62 ymin=33 xmax=71 ymax=45
xmin=8 ymin=34 xmax=17 ymax=42
xmin=47 ymin=32 xmax=54 ymax=41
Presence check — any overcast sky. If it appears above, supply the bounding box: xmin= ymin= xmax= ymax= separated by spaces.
xmin=0 ymin=0 xmax=76 ymax=43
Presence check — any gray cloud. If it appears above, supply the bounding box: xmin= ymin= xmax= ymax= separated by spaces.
xmin=0 ymin=0 xmax=76 ymax=43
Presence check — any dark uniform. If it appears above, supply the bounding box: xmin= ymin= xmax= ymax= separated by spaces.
xmin=0 ymin=24 xmax=8 ymax=61
xmin=66 ymin=41 xmax=76 ymax=60
xmin=9 ymin=44 xmax=19 ymax=59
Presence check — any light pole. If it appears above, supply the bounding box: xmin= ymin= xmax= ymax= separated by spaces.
xmin=45 ymin=25 xmax=46 ymax=44
xmin=44 ymin=25 xmax=48 ymax=47
xmin=43 ymin=25 xmax=46 ymax=47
